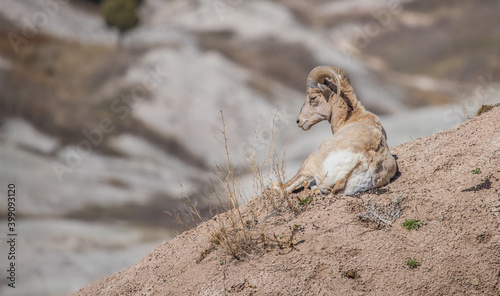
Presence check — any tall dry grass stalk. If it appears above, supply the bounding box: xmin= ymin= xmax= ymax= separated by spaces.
xmin=244 ymin=113 xmax=289 ymax=212
xmin=169 ymin=110 xmax=299 ymax=260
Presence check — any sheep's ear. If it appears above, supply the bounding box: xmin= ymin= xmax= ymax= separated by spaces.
xmin=317 ymin=83 xmax=332 ymax=102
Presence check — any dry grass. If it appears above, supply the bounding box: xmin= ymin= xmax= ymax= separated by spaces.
xmin=169 ymin=110 xmax=302 ymax=261
xmin=357 ymin=193 xmax=407 ymax=229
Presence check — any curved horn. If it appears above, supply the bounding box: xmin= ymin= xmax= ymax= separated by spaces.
xmin=306 ymin=66 xmax=350 ymax=104
xmin=306 ymin=66 xmax=349 ymax=87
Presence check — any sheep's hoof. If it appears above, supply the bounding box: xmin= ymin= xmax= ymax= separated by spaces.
xmin=311 ymin=187 xmax=321 ymax=195
xmin=310 ymin=184 xmax=331 ymax=195
xmin=319 ymin=188 xmax=331 ymax=195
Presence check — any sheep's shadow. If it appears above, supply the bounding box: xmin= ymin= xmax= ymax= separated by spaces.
xmin=389 ymin=154 xmax=401 ymax=183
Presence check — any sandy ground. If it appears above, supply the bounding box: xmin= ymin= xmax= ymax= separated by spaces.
xmin=73 ymin=106 xmax=500 ymax=296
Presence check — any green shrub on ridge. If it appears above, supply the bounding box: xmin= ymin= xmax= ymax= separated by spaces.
xmin=100 ymin=0 xmax=141 ymax=33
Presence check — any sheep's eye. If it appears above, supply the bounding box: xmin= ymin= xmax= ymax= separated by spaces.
xmin=309 ymin=96 xmax=318 ymax=103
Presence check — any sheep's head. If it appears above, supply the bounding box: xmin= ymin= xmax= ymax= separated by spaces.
xmin=296 ymin=87 xmax=331 ymax=131
xmin=296 ymin=66 xmax=349 ymax=131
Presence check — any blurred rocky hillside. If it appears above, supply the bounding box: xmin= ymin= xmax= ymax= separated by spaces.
xmin=0 ymin=0 xmax=498 ymax=295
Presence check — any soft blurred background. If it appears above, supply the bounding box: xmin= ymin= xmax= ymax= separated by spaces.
xmin=0 ymin=0 xmax=499 ymax=295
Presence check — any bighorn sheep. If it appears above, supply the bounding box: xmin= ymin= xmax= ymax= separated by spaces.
xmin=273 ymin=65 xmax=397 ymax=195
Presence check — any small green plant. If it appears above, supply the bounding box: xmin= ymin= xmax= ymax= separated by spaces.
xmin=401 ymin=218 xmax=422 ymax=230
xmin=472 ymin=168 xmax=481 ymax=174
xmin=406 ymin=258 xmax=420 ymax=269
xmin=476 ymin=104 xmax=493 ymax=116
xmin=298 ymin=196 xmax=313 ymax=206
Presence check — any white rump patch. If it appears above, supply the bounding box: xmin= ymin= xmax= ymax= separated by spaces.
xmin=321 ymin=150 xmax=375 ymax=194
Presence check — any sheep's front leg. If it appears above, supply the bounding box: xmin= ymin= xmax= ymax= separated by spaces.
xmin=269 ymin=172 xmax=313 ymax=194
xmin=269 ymin=153 xmax=316 ymax=194
xmin=283 ymin=172 xmax=314 ymax=194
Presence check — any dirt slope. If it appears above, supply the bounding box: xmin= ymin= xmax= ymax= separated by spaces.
xmin=73 ymin=107 xmax=500 ymax=296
